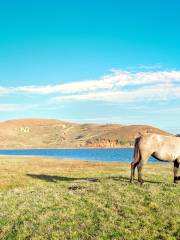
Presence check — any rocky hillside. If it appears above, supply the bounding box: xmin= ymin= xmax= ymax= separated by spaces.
xmin=0 ymin=118 xmax=171 ymax=149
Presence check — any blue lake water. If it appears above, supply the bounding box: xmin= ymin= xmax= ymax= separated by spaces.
xmin=0 ymin=148 xmax=158 ymax=163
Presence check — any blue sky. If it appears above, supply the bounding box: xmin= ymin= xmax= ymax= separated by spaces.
xmin=0 ymin=0 xmax=180 ymax=133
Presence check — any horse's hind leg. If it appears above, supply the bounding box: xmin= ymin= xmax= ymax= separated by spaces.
xmin=174 ymin=159 xmax=179 ymax=183
xmin=137 ymin=161 xmax=143 ymax=184
xmin=130 ymin=139 xmax=141 ymax=183
xmin=137 ymin=152 xmax=150 ymax=184
xmin=130 ymin=161 xmax=139 ymax=183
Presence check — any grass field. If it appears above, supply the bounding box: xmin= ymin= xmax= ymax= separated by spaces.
xmin=0 ymin=156 xmax=179 ymax=240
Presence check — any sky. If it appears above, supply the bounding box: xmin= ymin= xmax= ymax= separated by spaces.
xmin=0 ymin=0 xmax=180 ymax=133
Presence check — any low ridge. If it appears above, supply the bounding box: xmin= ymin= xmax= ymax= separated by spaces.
xmin=0 ymin=118 xmax=171 ymax=149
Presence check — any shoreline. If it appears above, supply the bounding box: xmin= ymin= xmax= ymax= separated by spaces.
xmin=0 ymin=146 xmax=133 ymax=150
xmin=0 ymin=155 xmax=171 ymax=166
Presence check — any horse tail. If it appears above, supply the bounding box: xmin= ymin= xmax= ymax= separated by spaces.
xmin=133 ymin=137 xmax=141 ymax=163
xmin=130 ymin=136 xmax=142 ymax=183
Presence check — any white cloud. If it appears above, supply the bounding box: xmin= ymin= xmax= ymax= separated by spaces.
xmin=0 ymin=104 xmax=31 ymax=112
xmin=137 ymin=63 xmax=162 ymax=70
xmin=16 ymin=79 xmax=113 ymax=94
xmin=51 ymin=83 xmax=180 ymax=103
xmin=0 ymin=87 xmax=15 ymax=95
xmin=1 ymin=68 xmax=180 ymax=104
xmin=1 ymin=69 xmax=180 ymax=95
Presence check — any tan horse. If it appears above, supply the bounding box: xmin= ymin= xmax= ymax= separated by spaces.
xmin=130 ymin=133 xmax=180 ymax=183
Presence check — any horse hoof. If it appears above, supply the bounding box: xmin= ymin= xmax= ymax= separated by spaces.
xmin=174 ymin=177 xmax=179 ymax=184
xmin=130 ymin=179 xmax=134 ymax=184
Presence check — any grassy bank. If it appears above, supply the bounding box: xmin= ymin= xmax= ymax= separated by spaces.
xmin=0 ymin=156 xmax=179 ymax=240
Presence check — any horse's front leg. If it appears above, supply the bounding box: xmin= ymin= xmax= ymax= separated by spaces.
xmin=174 ymin=159 xmax=179 ymax=183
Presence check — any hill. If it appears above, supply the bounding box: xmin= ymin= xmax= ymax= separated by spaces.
xmin=0 ymin=118 xmax=171 ymax=149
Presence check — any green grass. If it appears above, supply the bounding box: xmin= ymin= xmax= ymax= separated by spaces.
xmin=0 ymin=156 xmax=179 ymax=240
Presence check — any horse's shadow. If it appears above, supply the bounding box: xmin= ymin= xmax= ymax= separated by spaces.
xmin=26 ymin=174 xmax=99 ymax=183
xmin=26 ymin=174 xmax=168 ymax=184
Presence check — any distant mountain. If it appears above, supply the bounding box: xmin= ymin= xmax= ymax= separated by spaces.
xmin=0 ymin=118 xmax=171 ymax=149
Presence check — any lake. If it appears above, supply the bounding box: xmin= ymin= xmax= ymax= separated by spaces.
xmin=0 ymin=148 xmax=158 ymax=163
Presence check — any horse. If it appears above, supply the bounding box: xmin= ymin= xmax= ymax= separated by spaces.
xmin=130 ymin=133 xmax=180 ymax=184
